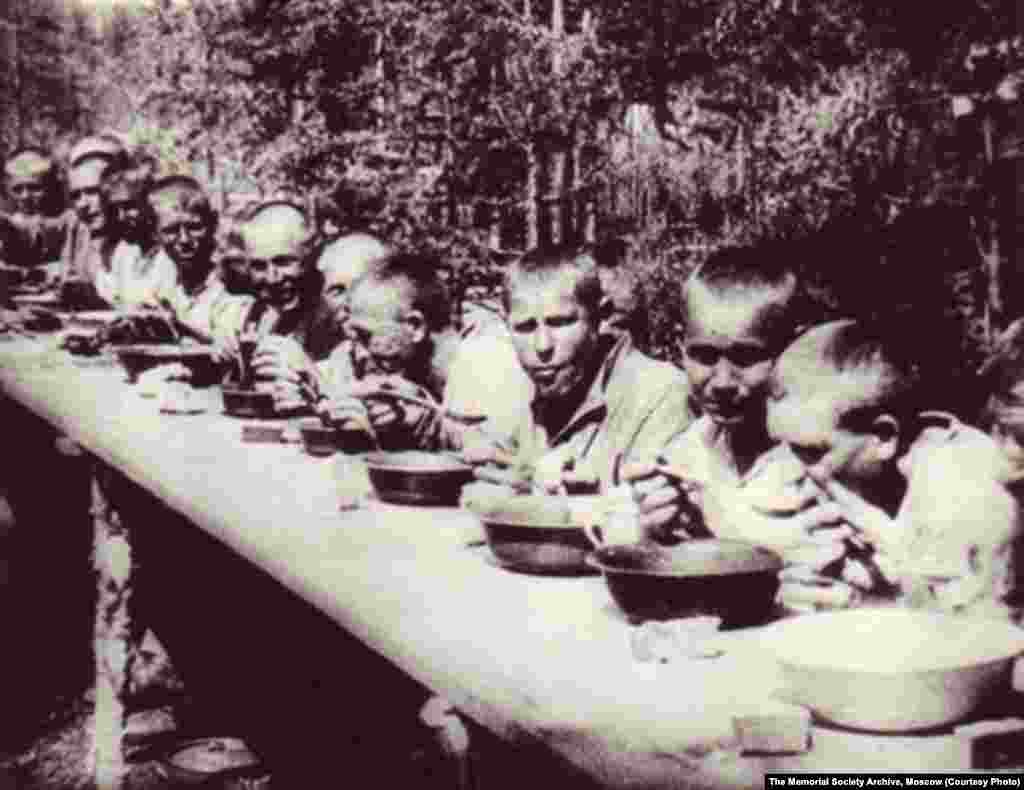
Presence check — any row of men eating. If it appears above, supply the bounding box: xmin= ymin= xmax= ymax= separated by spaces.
xmin=2 ymin=139 xmax=1022 ymax=622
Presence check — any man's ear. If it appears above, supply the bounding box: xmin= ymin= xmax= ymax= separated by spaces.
xmin=597 ymin=296 xmax=616 ymax=326
xmin=405 ymin=309 xmax=428 ymax=344
xmin=871 ymin=414 xmax=900 ymax=463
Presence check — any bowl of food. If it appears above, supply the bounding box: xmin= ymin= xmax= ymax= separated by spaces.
xmin=115 ymin=343 xmax=219 ymax=384
xmin=158 ymin=737 xmax=267 ymax=787
xmin=364 ymin=450 xmax=474 ymax=506
xmin=761 ymin=608 xmax=1024 ymax=732
xmin=462 ymin=484 xmax=603 ymax=575
xmin=299 ymin=418 xmax=378 ymax=456
xmin=587 ymin=539 xmax=783 ymax=626
xmin=221 ymin=387 xmax=277 ymax=419
xmin=62 ymin=310 xmax=121 ymax=331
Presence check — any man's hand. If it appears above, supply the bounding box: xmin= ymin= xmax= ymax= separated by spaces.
xmin=812 ymin=476 xmax=899 ymax=550
xmin=252 ymin=335 xmax=315 ymax=386
xmin=357 ymin=376 xmax=432 ymax=434
xmin=621 ymin=459 xmax=706 ymax=543
xmin=252 ymin=335 xmax=318 ymax=411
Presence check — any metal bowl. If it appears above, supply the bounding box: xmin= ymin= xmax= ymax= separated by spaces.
xmin=762 ymin=608 xmax=1024 ymax=732
xmin=158 ymin=737 xmax=265 ymax=786
xmin=222 ymin=387 xmax=277 ymax=419
xmin=364 ymin=451 xmax=475 ymax=506
xmin=298 ymin=418 xmax=377 ymax=457
xmin=480 ymin=518 xmax=595 ymax=575
xmin=587 ymin=540 xmax=783 ymax=626
xmin=115 ymin=343 xmax=219 ymax=385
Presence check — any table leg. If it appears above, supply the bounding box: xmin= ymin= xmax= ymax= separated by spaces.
xmin=89 ymin=465 xmax=134 ymax=790
xmin=421 ymin=696 xmax=476 ymax=790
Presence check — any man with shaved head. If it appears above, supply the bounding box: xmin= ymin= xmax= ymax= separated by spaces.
xmin=147 ymin=176 xmax=251 ymax=344
xmin=758 ymin=318 xmax=1022 ymax=615
xmin=299 ymin=231 xmax=392 ymax=361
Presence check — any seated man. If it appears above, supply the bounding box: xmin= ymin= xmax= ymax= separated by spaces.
xmin=232 ymin=201 xmax=327 ymax=353
xmin=147 ymin=176 xmax=251 ymax=344
xmin=60 ymin=150 xmax=122 ymax=309
xmin=255 ymin=251 xmax=461 ymax=449
xmin=95 ymin=161 xmax=176 ymax=309
xmin=623 ymin=244 xmax=836 ymax=538
xmin=456 ymin=245 xmax=693 ymax=493
xmin=304 ymin=232 xmax=392 ymax=360
xmin=2 ymin=148 xmax=67 ymax=275
xmin=446 ymin=241 xmax=656 ymax=464
xmin=760 ymin=319 xmax=1022 ymax=617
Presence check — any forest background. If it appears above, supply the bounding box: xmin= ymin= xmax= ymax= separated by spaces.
xmin=1 ymin=0 xmax=1021 ymax=374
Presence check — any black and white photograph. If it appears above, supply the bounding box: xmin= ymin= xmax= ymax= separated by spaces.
xmin=0 ymin=0 xmax=1022 ymax=787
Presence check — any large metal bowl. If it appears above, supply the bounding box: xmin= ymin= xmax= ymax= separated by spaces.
xmin=762 ymin=608 xmax=1024 ymax=732
xmin=364 ymin=451 xmax=475 ymax=506
xmin=158 ymin=737 xmax=266 ymax=786
xmin=480 ymin=518 xmax=596 ymax=575
xmin=221 ymin=386 xmax=277 ymax=419
xmin=115 ymin=343 xmax=219 ymax=385
xmin=587 ymin=540 xmax=782 ymax=626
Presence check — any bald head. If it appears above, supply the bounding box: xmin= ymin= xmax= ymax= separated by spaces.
xmin=774 ymin=319 xmax=921 ymax=421
xmin=69 ymin=134 xmax=125 ymax=167
xmin=318 ymin=233 xmax=391 ymax=322
xmin=240 ymin=202 xmax=319 ymax=309
xmin=767 ymin=319 xmax=926 ymax=500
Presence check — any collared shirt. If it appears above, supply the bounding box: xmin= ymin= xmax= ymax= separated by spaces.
xmin=442 ymin=326 xmax=533 ymax=447
xmin=96 ymin=242 xmax=177 ymax=309
xmin=507 ymin=334 xmax=694 ymax=489
xmin=153 ymin=252 xmax=252 ymax=345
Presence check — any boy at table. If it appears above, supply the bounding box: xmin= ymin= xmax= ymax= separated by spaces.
xmin=619 ymin=244 xmax=843 ymax=541
xmin=145 ymin=176 xmax=252 ymax=344
xmin=756 ymin=319 xmax=1022 ymax=616
xmin=456 ymin=244 xmax=693 ymax=493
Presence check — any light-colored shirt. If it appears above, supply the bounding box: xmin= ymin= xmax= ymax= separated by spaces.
xmin=95 ymin=242 xmax=178 ymax=309
xmin=442 ymin=327 xmax=534 ymax=448
xmin=152 ymin=252 xmax=252 ymax=345
xmin=498 ymin=335 xmax=694 ymax=490
xmin=737 ymin=415 xmax=1023 ymax=619
xmin=894 ymin=420 xmax=1022 ymax=619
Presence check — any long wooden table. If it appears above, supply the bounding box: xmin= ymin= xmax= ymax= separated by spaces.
xmin=0 ymin=337 xmax=1008 ymax=788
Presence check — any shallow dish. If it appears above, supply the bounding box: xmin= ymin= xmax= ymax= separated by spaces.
xmin=761 ymin=608 xmax=1024 ymax=732
xmin=298 ymin=418 xmax=378 ymax=456
xmin=587 ymin=540 xmax=782 ymax=626
xmin=480 ymin=518 xmax=596 ymax=575
xmin=222 ymin=387 xmax=277 ymax=419
xmin=363 ymin=450 xmax=474 ymax=506
xmin=115 ymin=343 xmax=218 ymax=384
xmin=62 ymin=310 xmax=121 ymax=330
xmin=11 ymin=292 xmax=60 ymax=308
xmin=158 ymin=737 xmax=264 ymax=786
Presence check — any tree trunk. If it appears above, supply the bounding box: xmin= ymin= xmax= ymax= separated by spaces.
xmin=548 ymin=142 xmax=567 ymax=246
xmin=982 ymin=114 xmax=1003 ymax=328
xmin=525 ymin=139 xmax=540 ymax=249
